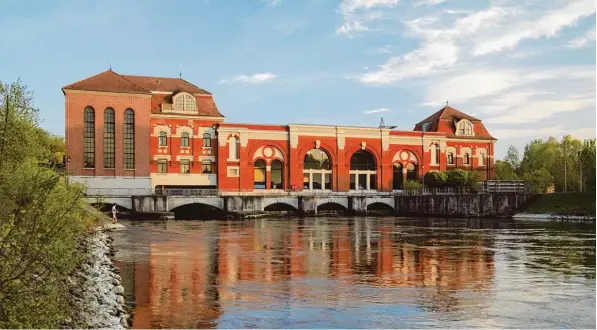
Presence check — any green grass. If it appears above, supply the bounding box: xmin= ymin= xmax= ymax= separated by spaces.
xmin=525 ymin=192 xmax=596 ymax=216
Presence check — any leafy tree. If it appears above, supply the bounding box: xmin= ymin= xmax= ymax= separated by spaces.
xmin=424 ymin=171 xmax=447 ymax=188
xmin=523 ymin=168 xmax=554 ymax=193
xmin=446 ymin=169 xmax=469 ymax=187
xmin=403 ymin=179 xmax=422 ymax=190
xmin=579 ymin=139 xmax=596 ymax=191
xmin=0 ymin=80 xmax=93 ymax=328
xmin=494 ymin=160 xmax=518 ymax=180
xmin=466 ymin=170 xmax=482 ymax=187
xmin=504 ymin=145 xmax=521 ymax=171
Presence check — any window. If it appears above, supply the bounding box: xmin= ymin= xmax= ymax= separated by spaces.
xmin=83 ymin=107 xmax=95 ymax=168
xmin=447 ymin=152 xmax=454 ymax=165
xmin=349 ymin=150 xmax=377 ymax=190
xmin=202 ymin=162 xmax=212 ymax=174
xmin=180 ymin=159 xmax=190 ymax=174
xmin=393 ymin=163 xmax=403 ymax=190
xmin=456 ymin=120 xmax=474 ymax=136
xmin=229 ymin=136 xmax=239 ymax=160
xmin=271 ymin=160 xmax=283 ymax=189
xmin=157 ymin=159 xmax=168 ymax=173
xmin=303 ymin=149 xmax=332 ymax=190
xmin=430 ymin=144 xmax=438 ymax=165
xmin=254 ymin=159 xmax=266 ymax=189
xmin=159 ymin=131 xmax=168 ymax=146
xmin=479 ymin=153 xmax=485 ymax=166
xmin=202 ymin=133 xmax=211 ymax=147
xmin=406 ymin=163 xmax=418 ymax=181
xmin=464 ymin=153 xmax=470 ymax=165
xmin=174 ymin=93 xmax=196 ymax=112
xmin=103 ymin=108 xmax=115 ymax=168
xmin=180 ymin=132 xmax=190 ymax=147
xmin=123 ymin=109 xmax=134 ymax=169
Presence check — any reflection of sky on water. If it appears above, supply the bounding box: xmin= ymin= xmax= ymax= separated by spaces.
xmin=111 ymin=217 xmax=595 ymax=329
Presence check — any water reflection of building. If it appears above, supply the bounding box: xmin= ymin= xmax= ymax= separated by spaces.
xmin=120 ymin=219 xmax=496 ymax=328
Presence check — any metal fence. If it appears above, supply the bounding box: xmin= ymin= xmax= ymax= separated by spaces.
xmin=156 ymin=188 xmax=219 ymax=196
xmin=396 ymin=186 xmax=478 ymax=196
xmin=84 ymin=188 xmax=152 ymax=196
xmin=483 ymin=180 xmax=527 ymax=193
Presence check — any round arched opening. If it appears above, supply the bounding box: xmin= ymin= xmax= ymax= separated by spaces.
xmin=254 ymin=159 xmax=266 ymax=189
xmin=349 ymin=150 xmax=377 ymax=190
xmin=271 ymin=160 xmax=283 ymax=189
xmin=303 ymin=149 xmax=332 ymax=190
xmin=393 ymin=163 xmax=403 ymax=190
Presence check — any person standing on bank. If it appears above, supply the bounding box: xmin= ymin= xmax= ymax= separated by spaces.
xmin=112 ymin=204 xmax=118 ymax=224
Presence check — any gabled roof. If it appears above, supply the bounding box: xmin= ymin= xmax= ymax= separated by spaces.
xmin=62 ymin=70 xmax=150 ymax=94
xmin=416 ymin=105 xmax=480 ymax=125
xmin=63 ymin=70 xmax=212 ymax=95
xmin=121 ymin=75 xmax=211 ymax=95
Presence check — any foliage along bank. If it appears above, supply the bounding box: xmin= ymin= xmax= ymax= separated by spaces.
xmin=0 ymin=80 xmax=95 ymax=328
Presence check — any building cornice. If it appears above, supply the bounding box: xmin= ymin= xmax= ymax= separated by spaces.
xmin=63 ymin=89 xmax=152 ymax=98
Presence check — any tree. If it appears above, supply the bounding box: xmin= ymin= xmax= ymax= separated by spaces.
xmin=579 ymin=139 xmax=596 ymax=192
xmin=523 ymin=168 xmax=554 ymax=193
xmin=424 ymin=171 xmax=447 ymax=188
xmin=504 ymin=145 xmax=521 ymax=171
xmin=494 ymin=160 xmax=518 ymax=180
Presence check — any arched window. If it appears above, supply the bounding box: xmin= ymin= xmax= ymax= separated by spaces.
xmin=159 ymin=132 xmax=168 ymax=146
xmin=271 ymin=160 xmax=283 ymax=189
xmin=430 ymin=144 xmax=439 ymax=165
xmin=202 ymin=133 xmax=211 ymax=147
xmin=406 ymin=162 xmax=418 ymax=182
xmin=349 ymin=150 xmax=377 ymax=190
xmin=447 ymin=152 xmax=454 ymax=165
xmin=174 ymin=93 xmax=196 ymax=112
xmin=303 ymin=149 xmax=332 ymax=190
xmin=464 ymin=153 xmax=470 ymax=165
xmin=229 ymin=136 xmax=239 ymax=160
xmin=479 ymin=153 xmax=485 ymax=166
xmin=180 ymin=132 xmax=190 ymax=147
xmin=456 ymin=120 xmax=474 ymax=136
xmin=254 ymin=159 xmax=266 ymax=189
xmin=103 ymin=108 xmax=115 ymax=168
xmin=83 ymin=107 xmax=95 ymax=168
xmin=392 ymin=163 xmax=403 ymax=190
xmin=123 ymin=109 xmax=134 ymax=169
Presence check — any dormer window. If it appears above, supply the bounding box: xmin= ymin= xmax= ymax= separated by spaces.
xmin=456 ymin=119 xmax=474 ymax=136
xmin=174 ymin=93 xmax=196 ymax=112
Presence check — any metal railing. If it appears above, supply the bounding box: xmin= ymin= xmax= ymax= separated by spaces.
xmin=396 ymin=186 xmax=478 ymax=196
xmin=483 ymin=180 xmax=527 ymax=193
xmin=84 ymin=188 xmax=152 ymax=196
xmin=157 ymin=188 xmax=219 ymax=196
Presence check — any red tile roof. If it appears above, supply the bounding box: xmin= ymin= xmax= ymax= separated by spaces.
xmin=62 ymin=70 xmax=150 ymax=94
xmin=416 ymin=105 xmax=480 ymax=125
xmin=63 ymin=70 xmax=212 ymax=95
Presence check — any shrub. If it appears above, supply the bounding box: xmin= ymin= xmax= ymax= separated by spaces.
xmin=446 ymin=169 xmax=469 ymax=187
xmin=424 ymin=171 xmax=448 ymax=188
xmin=403 ymin=179 xmax=422 ymax=190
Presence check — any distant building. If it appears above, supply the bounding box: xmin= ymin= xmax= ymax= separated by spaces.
xmin=63 ymin=70 xmax=496 ymax=194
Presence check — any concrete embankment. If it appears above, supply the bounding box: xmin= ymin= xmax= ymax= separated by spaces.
xmin=64 ymin=203 xmax=129 ymax=328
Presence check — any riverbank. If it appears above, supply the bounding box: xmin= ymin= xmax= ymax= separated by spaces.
xmin=514 ymin=193 xmax=596 ymax=221
xmin=62 ymin=203 xmax=129 ymax=328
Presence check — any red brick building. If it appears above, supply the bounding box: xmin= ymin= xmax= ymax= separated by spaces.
xmin=63 ymin=70 xmax=496 ymax=194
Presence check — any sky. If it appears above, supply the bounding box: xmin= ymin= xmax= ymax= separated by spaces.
xmin=0 ymin=0 xmax=595 ymax=159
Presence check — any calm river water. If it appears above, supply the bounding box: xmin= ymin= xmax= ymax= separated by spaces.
xmin=110 ymin=217 xmax=596 ymax=329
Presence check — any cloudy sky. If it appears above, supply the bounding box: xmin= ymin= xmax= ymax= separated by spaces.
xmin=0 ymin=0 xmax=594 ymax=158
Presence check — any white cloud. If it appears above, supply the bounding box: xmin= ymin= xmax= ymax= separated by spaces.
xmin=492 ymin=126 xmax=596 ymax=140
xmin=336 ymin=0 xmax=399 ymax=35
xmin=473 ymin=0 xmax=595 ymax=56
xmin=364 ymin=107 xmax=391 ymax=114
xmin=568 ymin=27 xmax=596 ymax=48
xmin=219 ymin=73 xmax=277 ymax=84
xmin=263 ymin=0 xmax=283 ymax=6
xmin=413 ymin=0 xmax=447 ymax=6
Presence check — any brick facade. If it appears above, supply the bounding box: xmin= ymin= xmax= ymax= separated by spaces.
xmin=64 ymin=71 xmax=496 ymax=194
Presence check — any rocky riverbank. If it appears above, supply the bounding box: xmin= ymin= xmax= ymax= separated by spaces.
xmin=63 ymin=229 xmax=130 ymax=328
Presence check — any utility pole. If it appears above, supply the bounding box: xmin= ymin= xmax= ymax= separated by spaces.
xmin=563 ymin=143 xmax=568 ymax=192
xmin=579 ymin=151 xmax=583 ymax=192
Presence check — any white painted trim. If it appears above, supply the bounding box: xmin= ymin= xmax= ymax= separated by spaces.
xmin=198 ymin=156 xmax=216 ymax=162
xmin=175 ymin=155 xmax=194 ymax=161
xmin=227 ymin=166 xmax=240 ymax=177
xmin=446 ymin=138 xmax=495 ymax=143
xmin=153 ymin=155 xmax=172 ymax=161
xmin=150 ymin=114 xmax=225 ymax=121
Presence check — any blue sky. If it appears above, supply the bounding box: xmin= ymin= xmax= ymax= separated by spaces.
xmin=0 ymin=0 xmax=595 ymax=158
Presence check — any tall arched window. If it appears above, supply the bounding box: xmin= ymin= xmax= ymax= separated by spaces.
xmin=83 ymin=107 xmax=95 ymax=168
xmin=159 ymin=132 xmax=168 ymax=146
xmin=447 ymin=152 xmax=454 ymax=165
xmin=479 ymin=153 xmax=485 ymax=166
xmin=430 ymin=144 xmax=439 ymax=165
xmin=392 ymin=163 xmax=403 ymax=190
xmin=349 ymin=150 xmax=377 ymax=190
xmin=202 ymin=133 xmax=211 ymax=147
xmin=123 ymin=109 xmax=134 ymax=169
xmin=229 ymin=136 xmax=239 ymax=160
xmin=180 ymin=132 xmax=190 ymax=147
xmin=406 ymin=163 xmax=418 ymax=181
xmin=456 ymin=120 xmax=474 ymax=136
xmin=271 ymin=160 xmax=283 ymax=189
xmin=254 ymin=159 xmax=266 ymax=189
xmin=303 ymin=149 xmax=332 ymax=190
xmin=103 ymin=108 xmax=115 ymax=168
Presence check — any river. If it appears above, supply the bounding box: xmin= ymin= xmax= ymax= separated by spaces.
xmin=110 ymin=217 xmax=595 ymax=329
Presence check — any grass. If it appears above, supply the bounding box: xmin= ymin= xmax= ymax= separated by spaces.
xmin=524 ymin=192 xmax=596 ymax=216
